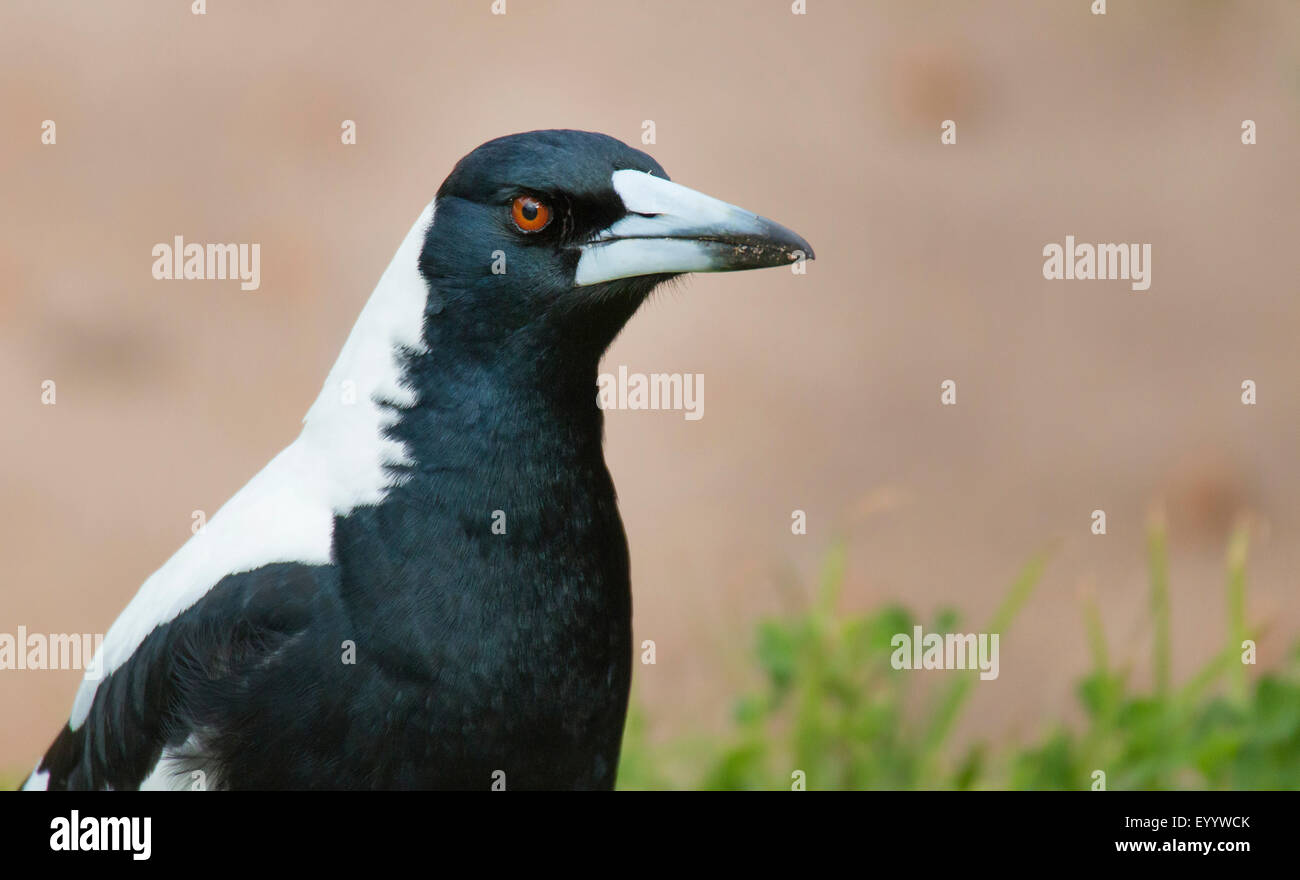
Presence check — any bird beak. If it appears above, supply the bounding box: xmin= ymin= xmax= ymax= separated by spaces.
xmin=574 ymin=169 xmax=815 ymax=286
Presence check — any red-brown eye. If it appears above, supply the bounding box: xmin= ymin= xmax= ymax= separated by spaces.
xmin=510 ymin=195 xmax=551 ymax=233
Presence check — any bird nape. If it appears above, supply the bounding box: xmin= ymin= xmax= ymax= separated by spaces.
xmin=22 ymin=129 xmax=814 ymax=791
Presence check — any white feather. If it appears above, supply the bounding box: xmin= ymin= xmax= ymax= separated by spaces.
xmin=68 ymin=201 xmax=437 ymax=729
xmin=138 ymin=736 xmax=213 ymax=791
xmin=21 ymin=767 xmax=49 ymax=791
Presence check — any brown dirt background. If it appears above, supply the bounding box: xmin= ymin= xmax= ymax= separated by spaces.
xmin=1 ymin=0 xmax=1297 ymax=774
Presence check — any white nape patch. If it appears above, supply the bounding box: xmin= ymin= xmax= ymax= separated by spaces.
xmin=22 ymin=767 xmax=49 ymax=791
xmin=69 ymin=202 xmax=438 ymax=730
xmin=299 ymin=200 xmax=436 ymax=481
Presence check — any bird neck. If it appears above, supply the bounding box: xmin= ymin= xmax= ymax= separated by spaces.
xmin=335 ymin=352 xmax=631 ymax=689
xmin=393 ymin=345 xmax=610 ymax=487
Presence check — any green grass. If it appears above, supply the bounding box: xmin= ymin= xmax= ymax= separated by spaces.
xmin=9 ymin=522 xmax=1294 ymax=790
xmin=618 ymin=521 xmax=1300 ymax=790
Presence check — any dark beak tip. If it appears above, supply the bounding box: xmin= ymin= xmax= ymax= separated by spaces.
xmin=769 ymin=219 xmax=813 ymax=263
xmin=785 ymin=234 xmax=814 ymax=263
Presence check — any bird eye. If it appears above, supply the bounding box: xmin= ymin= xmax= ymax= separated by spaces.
xmin=510 ymin=195 xmax=551 ymax=233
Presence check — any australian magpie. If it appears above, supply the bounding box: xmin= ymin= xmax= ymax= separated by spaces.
xmin=22 ymin=130 xmax=813 ymax=791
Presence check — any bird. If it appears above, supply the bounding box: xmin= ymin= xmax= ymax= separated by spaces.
xmin=21 ymin=129 xmax=813 ymax=791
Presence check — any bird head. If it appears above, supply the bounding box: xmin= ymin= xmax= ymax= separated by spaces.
xmin=419 ymin=130 xmax=814 ymax=371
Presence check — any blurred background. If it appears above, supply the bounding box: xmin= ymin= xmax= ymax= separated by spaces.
xmin=1 ymin=0 xmax=1297 ymax=787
